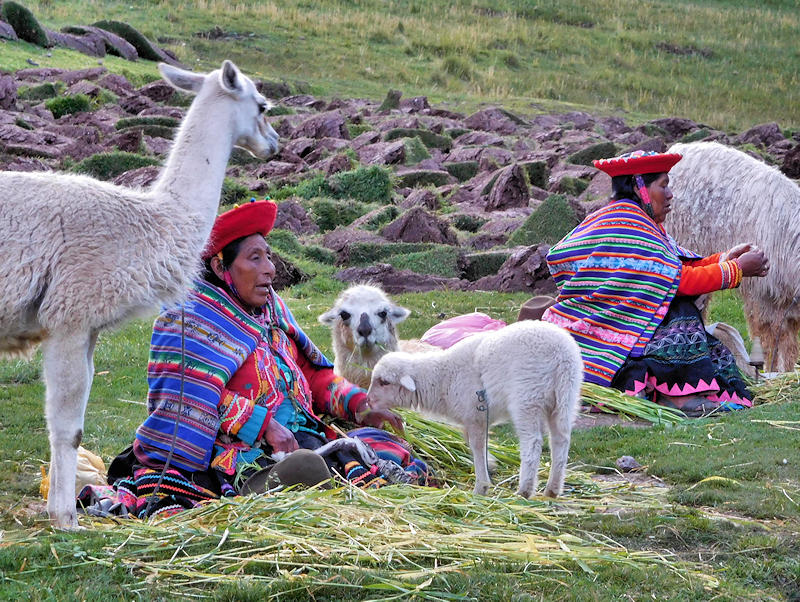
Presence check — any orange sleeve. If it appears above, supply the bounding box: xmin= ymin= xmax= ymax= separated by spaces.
xmin=677 ymin=256 xmax=742 ymax=296
xmin=682 ymin=252 xmax=723 ymax=268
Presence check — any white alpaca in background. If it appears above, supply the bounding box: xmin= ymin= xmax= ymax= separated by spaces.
xmin=0 ymin=60 xmax=278 ymax=528
xmin=667 ymin=141 xmax=800 ymax=371
xmin=319 ymin=284 xmax=435 ymax=388
xmin=368 ymin=320 xmax=583 ymax=499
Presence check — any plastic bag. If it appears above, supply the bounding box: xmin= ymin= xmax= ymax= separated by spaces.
xmin=420 ymin=312 xmax=507 ymax=349
xmin=40 ymin=446 xmax=107 ymax=500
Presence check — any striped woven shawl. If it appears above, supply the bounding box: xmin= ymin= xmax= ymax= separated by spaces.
xmin=543 ymin=200 xmax=699 ymax=385
xmin=134 ymin=280 xmax=332 ymax=472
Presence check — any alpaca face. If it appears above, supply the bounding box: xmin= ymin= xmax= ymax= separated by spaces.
xmin=160 ymin=60 xmax=279 ymax=159
xmin=319 ymin=284 xmax=410 ymax=351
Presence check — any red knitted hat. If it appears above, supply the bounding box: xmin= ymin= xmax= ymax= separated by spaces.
xmin=202 ymin=199 xmax=278 ymax=260
xmin=593 ymin=150 xmax=682 ymax=177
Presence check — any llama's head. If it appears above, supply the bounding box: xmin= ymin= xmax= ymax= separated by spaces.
xmin=367 ymin=352 xmax=417 ymax=410
xmin=318 ymin=284 xmax=410 ymax=352
xmin=159 ymin=60 xmax=279 ymax=158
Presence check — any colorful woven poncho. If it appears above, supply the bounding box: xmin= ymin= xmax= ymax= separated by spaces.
xmin=543 ymin=199 xmax=699 ymax=385
xmin=134 ymin=279 xmax=332 ymax=472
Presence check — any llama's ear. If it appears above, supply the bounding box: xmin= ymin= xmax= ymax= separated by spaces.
xmin=388 ymin=305 xmax=410 ymax=324
xmin=220 ymin=60 xmax=242 ymax=94
xmin=159 ymin=63 xmax=204 ymax=94
xmin=399 ymin=374 xmax=416 ymax=392
xmin=318 ymin=309 xmax=338 ymax=326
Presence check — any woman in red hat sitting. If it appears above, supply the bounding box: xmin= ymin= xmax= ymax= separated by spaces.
xmin=80 ymin=200 xmax=432 ymax=519
xmin=541 ymin=151 xmax=770 ymax=416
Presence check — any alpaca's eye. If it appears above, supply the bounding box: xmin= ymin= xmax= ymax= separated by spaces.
xmin=377 ymin=310 xmax=387 ymax=321
xmin=340 ymin=310 xmax=351 ymax=321
xmin=378 ymin=378 xmax=390 ymax=387
xmin=258 ymin=102 xmax=267 ymax=114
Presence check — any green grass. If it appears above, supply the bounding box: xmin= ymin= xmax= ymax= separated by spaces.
xmin=4 ymin=0 xmax=797 ymax=131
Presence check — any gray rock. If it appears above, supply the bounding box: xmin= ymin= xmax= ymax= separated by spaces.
xmin=0 ymin=75 xmax=18 ymax=110
xmin=615 ymin=456 xmax=642 ymax=472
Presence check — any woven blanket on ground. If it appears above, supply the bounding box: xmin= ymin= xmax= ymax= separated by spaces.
xmin=135 ymin=280 xmax=332 ymax=473
xmin=543 ymin=200 xmax=700 ymax=385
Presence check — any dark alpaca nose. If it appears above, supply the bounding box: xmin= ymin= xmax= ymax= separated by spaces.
xmin=357 ymin=313 xmax=372 ymax=338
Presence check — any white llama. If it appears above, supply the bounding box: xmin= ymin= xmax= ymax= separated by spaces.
xmin=667 ymin=141 xmax=800 ymax=371
xmin=368 ymin=321 xmax=583 ymax=498
xmin=318 ymin=284 xmax=436 ymax=388
xmin=0 ymin=60 xmax=279 ymax=528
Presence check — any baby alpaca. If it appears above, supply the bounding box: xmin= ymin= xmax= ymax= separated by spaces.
xmin=368 ymin=321 xmax=583 ymax=498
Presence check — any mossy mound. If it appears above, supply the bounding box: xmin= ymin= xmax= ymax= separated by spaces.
xmin=388 ymin=245 xmax=462 ymax=278
xmin=346 ymin=241 xmax=439 ymax=265
xmin=346 ymin=123 xmax=372 ymax=138
xmin=303 ymin=245 xmax=337 ymax=265
xmin=377 ymin=89 xmax=402 ymax=112
xmin=2 ymin=1 xmax=50 ymax=47
xmin=385 ymin=128 xmax=452 ymax=151
xmin=45 ymin=95 xmax=91 ymax=119
xmin=460 ymin=251 xmax=510 ymax=281
xmin=73 ymin=151 xmax=160 ymax=180
xmin=329 ymin=165 xmax=393 ymax=204
xmin=557 ymin=176 xmax=589 ymax=197
xmin=404 ymin=136 xmax=431 ymax=165
xmin=444 ymin=161 xmax=479 ymax=182
xmin=267 ymin=229 xmax=304 ymax=255
xmin=520 ymin=160 xmax=549 ymax=189
xmin=115 ymin=116 xmax=179 ymax=130
xmin=508 ymin=194 xmax=579 ymax=246
xmin=310 ymin=198 xmax=374 ymax=231
xmin=397 ymin=170 xmax=450 ymax=188
xmin=220 ymin=178 xmax=252 ymax=206
xmin=93 ymin=19 xmax=162 ymax=61
xmin=361 ymin=205 xmax=400 ymax=231
xmin=445 ymin=127 xmax=470 ymax=139
xmin=451 ymin=213 xmax=487 ymax=233
xmin=680 ymin=128 xmax=711 ymax=143
xmin=18 ymin=82 xmax=60 ymax=101
xmin=567 ymin=142 xmax=618 ymax=166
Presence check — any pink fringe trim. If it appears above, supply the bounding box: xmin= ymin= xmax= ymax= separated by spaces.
xmin=543 ymin=310 xmax=638 ymax=347
xmin=624 ymin=375 xmax=752 ymax=407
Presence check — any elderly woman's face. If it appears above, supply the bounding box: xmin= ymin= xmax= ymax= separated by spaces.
xmin=225 ymin=234 xmax=276 ymax=308
xmin=644 ymin=173 xmax=673 ymax=223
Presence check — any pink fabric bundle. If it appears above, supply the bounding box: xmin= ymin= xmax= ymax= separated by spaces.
xmin=420 ymin=312 xmax=507 ymax=349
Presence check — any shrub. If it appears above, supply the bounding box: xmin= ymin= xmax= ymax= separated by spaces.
xmin=451 ymin=214 xmax=487 ymax=233
xmin=378 ymin=89 xmax=402 ymax=112
xmin=444 ymin=161 xmax=479 ymax=182
xmin=93 ymin=20 xmax=162 ymax=61
xmin=310 ymin=198 xmax=372 ymax=231
xmin=18 ymin=82 xmax=59 ymax=101
xmin=442 ymin=55 xmax=473 ymax=81
xmin=388 ymin=246 xmax=462 ymax=278
xmin=220 ymin=178 xmax=251 ymax=206
xmin=1 ymin=1 xmax=50 ymax=47
xmin=404 ymin=136 xmax=431 ymax=165
xmin=73 ymin=151 xmax=159 ymax=180
xmin=567 ymin=142 xmax=618 ymax=166
xmin=330 ymin=165 xmax=392 ymax=204
xmin=267 ymin=229 xmax=304 ymax=255
xmin=115 ymin=116 xmax=179 ymax=130
xmin=303 ymin=245 xmax=337 ymax=265
xmin=266 ymin=105 xmax=294 ymax=117
xmin=501 ymin=51 xmax=522 ymax=70
xmin=45 ymin=95 xmax=91 ymax=119
xmin=508 ymin=194 xmax=579 ymax=246
xmin=520 ymin=160 xmax=549 ymax=189
xmin=385 ymin=128 xmax=452 ymax=151
xmin=296 ymin=174 xmax=331 ymax=199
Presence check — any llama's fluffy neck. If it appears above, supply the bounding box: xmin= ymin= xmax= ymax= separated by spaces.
xmin=151 ymin=87 xmax=237 ymax=247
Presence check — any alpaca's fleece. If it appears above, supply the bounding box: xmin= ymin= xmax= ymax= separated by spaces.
xmin=667 ymin=141 xmax=800 ymax=371
xmin=318 ymin=284 xmax=411 ymax=388
xmin=0 ymin=60 xmax=278 ymax=529
xmin=368 ymin=321 xmax=583 ymax=498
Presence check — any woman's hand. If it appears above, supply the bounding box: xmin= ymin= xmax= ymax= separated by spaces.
xmin=263 ymin=419 xmax=299 ymax=454
xmin=723 ymin=243 xmax=752 ymax=261
xmin=355 ymin=399 xmax=405 ymax=434
xmin=737 ymin=246 xmax=770 ymax=278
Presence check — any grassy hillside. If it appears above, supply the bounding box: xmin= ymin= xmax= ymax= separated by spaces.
xmin=3 ymin=0 xmax=799 ymax=130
